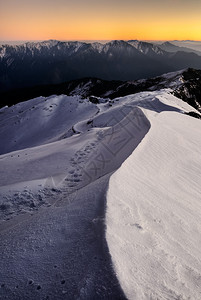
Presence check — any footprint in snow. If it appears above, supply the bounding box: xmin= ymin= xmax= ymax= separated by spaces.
xmin=131 ymin=223 xmax=143 ymax=230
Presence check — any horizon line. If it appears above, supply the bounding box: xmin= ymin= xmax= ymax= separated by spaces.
xmin=1 ymin=39 xmax=201 ymax=42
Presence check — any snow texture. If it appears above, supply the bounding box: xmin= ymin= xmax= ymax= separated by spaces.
xmin=0 ymin=85 xmax=201 ymax=299
xmin=106 ymin=97 xmax=201 ymax=299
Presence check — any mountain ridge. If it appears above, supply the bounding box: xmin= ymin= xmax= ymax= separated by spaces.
xmin=1 ymin=68 xmax=201 ymax=115
xmin=1 ymin=40 xmax=201 ymax=93
xmin=158 ymin=41 xmax=201 ymax=56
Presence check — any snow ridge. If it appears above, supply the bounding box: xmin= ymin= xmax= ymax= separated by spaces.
xmin=106 ymin=93 xmax=201 ymax=300
xmin=0 ymin=87 xmax=201 ymax=299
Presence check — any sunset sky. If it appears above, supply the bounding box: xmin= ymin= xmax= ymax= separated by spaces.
xmin=1 ymin=0 xmax=201 ymax=41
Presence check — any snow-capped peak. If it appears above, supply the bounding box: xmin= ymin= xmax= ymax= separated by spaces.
xmin=128 ymin=40 xmax=165 ymax=56
xmin=91 ymin=42 xmax=104 ymax=53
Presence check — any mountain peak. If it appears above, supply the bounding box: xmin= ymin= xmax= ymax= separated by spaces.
xmin=128 ymin=40 xmax=165 ymax=56
xmin=162 ymin=41 xmax=176 ymax=47
xmin=107 ymin=40 xmax=128 ymax=46
xmin=127 ymin=40 xmax=139 ymax=43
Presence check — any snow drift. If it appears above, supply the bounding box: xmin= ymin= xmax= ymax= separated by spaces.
xmin=106 ymin=100 xmax=201 ymax=299
xmin=0 ymin=82 xmax=201 ymax=299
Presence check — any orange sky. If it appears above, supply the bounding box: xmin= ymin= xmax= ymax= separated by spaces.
xmin=0 ymin=0 xmax=201 ymax=41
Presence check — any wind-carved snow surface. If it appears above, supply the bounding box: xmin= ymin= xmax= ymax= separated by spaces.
xmin=0 ymin=87 xmax=200 ymax=299
xmin=0 ymin=91 xmax=151 ymax=299
xmin=106 ymin=95 xmax=201 ymax=299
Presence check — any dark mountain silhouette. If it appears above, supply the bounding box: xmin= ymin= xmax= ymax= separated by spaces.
xmin=1 ymin=68 xmax=201 ymax=115
xmin=1 ymin=40 xmax=201 ymax=94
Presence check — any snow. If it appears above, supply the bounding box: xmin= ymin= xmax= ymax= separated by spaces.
xmin=154 ymin=89 xmax=201 ymax=115
xmin=26 ymin=40 xmax=60 ymax=50
xmin=69 ymin=81 xmax=92 ymax=97
xmin=0 ymin=47 xmax=6 ymax=59
xmin=160 ymin=69 xmax=184 ymax=80
xmin=91 ymin=42 xmax=104 ymax=53
xmin=0 ymin=89 xmax=152 ymax=299
xmin=0 ymin=93 xmax=151 ymax=222
xmin=0 ymin=40 xmax=86 ymax=61
xmin=0 ymin=94 xmax=98 ymax=154
xmin=127 ymin=40 xmax=165 ymax=56
xmin=0 ymin=85 xmax=201 ymax=298
xmin=70 ymin=41 xmax=84 ymax=53
xmin=106 ymin=100 xmax=201 ymax=299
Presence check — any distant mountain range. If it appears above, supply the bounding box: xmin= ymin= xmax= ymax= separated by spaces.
xmin=1 ymin=39 xmax=201 ymax=93
xmin=156 ymin=41 xmax=201 ymax=56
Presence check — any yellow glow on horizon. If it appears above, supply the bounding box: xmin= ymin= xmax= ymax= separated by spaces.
xmin=1 ymin=0 xmax=201 ymax=41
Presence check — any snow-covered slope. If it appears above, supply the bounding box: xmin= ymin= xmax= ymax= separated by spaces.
xmin=0 ymin=84 xmax=201 ymax=299
xmin=0 ymin=91 xmax=154 ymax=222
xmin=128 ymin=40 xmax=165 ymax=57
xmin=0 ymin=90 xmax=152 ymax=299
xmin=106 ymin=96 xmax=201 ymax=299
xmin=0 ymin=94 xmax=98 ymax=154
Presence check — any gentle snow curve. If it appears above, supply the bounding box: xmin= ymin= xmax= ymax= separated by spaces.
xmin=106 ymin=111 xmax=201 ymax=300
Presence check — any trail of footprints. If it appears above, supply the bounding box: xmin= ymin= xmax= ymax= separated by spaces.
xmin=0 ymin=140 xmax=99 ymax=222
xmin=65 ymin=141 xmax=98 ymax=192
